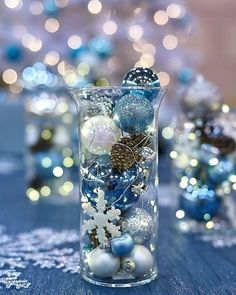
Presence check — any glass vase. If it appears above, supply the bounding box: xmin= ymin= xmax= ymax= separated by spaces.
xmin=71 ymin=86 xmax=166 ymax=287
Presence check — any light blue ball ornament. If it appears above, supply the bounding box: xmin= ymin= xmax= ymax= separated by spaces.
xmin=122 ymin=67 xmax=160 ymax=101
xmin=177 ymin=67 xmax=193 ymax=85
xmin=82 ymin=161 xmax=144 ymax=211
xmin=5 ymin=44 xmax=23 ymax=62
xmin=111 ymin=233 xmax=134 ymax=257
xmin=180 ymin=184 xmax=221 ymax=221
xmin=208 ymin=159 xmax=234 ymax=184
xmin=113 ymin=94 xmax=154 ymax=134
xmin=89 ymin=36 xmax=113 ymax=59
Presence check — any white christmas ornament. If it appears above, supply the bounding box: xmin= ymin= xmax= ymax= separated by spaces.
xmin=87 ymin=248 xmax=120 ymax=278
xmin=81 ymin=115 xmax=122 ymax=155
xmin=122 ymin=245 xmax=154 ymax=276
xmin=82 ymin=189 xmax=121 ymax=246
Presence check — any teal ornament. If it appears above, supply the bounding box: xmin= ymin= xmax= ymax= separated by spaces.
xmin=89 ymin=36 xmax=113 ymax=58
xmin=113 ymin=94 xmax=154 ymax=134
xmin=122 ymin=67 xmax=160 ymax=101
xmin=82 ymin=162 xmax=144 ymax=211
xmin=5 ymin=44 xmax=23 ymax=62
xmin=111 ymin=233 xmax=134 ymax=257
xmin=177 ymin=67 xmax=193 ymax=85
xmin=122 ymin=245 xmax=154 ymax=276
xmin=180 ymin=184 xmax=221 ymax=221
xmin=208 ymin=159 xmax=234 ymax=184
xmin=88 ymin=248 xmax=120 ymax=278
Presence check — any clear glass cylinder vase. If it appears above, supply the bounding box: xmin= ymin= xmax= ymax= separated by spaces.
xmin=71 ymin=86 xmax=166 ymax=287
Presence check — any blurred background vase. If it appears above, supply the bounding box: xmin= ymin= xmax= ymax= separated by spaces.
xmin=24 ymin=86 xmax=79 ymax=203
xmin=171 ymin=76 xmax=236 ymax=233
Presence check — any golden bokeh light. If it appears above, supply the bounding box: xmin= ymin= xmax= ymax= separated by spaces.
xmin=163 ymin=34 xmax=178 ymax=50
xmin=103 ymin=20 xmax=117 ymax=35
xmin=68 ymin=35 xmax=82 ymax=49
xmin=88 ymin=0 xmax=102 ymax=14
xmin=154 ymin=10 xmax=168 ymax=25
xmin=44 ymin=18 xmax=60 ymax=33
xmin=129 ymin=25 xmax=143 ymax=40
xmin=2 ymin=69 xmax=18 ymax=84
xmin=44 ymin=51 xmax=60 ymax=66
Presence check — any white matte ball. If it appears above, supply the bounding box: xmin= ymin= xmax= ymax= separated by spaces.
xmin=81 ymin=115 xmax=121 ymax=155
xmin=122 ymin=245 xmax=154 ymax=277
xmin=88 ymin=248 xmax=120 ymax=278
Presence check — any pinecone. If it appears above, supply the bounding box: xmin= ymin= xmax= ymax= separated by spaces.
xmin=131 ymin=134 xmax=151 ymax=148
xmin=111 ymin=137 xmax=141 ymax=172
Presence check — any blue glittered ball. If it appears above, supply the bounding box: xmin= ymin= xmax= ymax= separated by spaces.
xmin=122 ymin=67 xmax=160 ymax=101
xmin=82 ymin=160 xmax=144 ymax=211
xmin=111 ymin=233 xmax=134 ymax=257
xmin=180 ymin=184 xmax=221 ymax=221
xmin=34 ymin=150 xmax=64 ymax=179
xmin=5 ymin=44 xmax=23 ymax=62
xmin=113 ymin=94 xmax=154 ymax=134
xmin=208 ymin=159 xmax=234 ymax=184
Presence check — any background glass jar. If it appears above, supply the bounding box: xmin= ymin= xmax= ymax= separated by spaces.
xmin=71 ymin=86 xmax=166 ymax=287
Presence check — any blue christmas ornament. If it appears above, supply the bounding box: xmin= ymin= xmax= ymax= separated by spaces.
xmin=122 ymin=67 xmax=160 ymax=101
xmin=180 ymin=184 xmax=221 ymax=221
xmin=113 ymin=94 xmax=154 ymax=134
xmin=43 ymin=0 xmax=59 ymax=16
xmin=111 ymin=233 xmax=134 ymax=257
xmin=5 ymin=44 xmax=23 ymax=62
xmin=177 ymin=67 xmax=193 ymax=85
xmin=89 ymin=36 xmax=113 ymax=59
xmin=82 ymin=161 xmax=144 ymax=211
xmin=34 ymin=150 xmax=64 ymax=179
xmin=208 ymin=159 xmax=234 ymax=184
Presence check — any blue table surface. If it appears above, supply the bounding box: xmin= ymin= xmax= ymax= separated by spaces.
xmin=0 ymin=159 xmax=236 ymax=295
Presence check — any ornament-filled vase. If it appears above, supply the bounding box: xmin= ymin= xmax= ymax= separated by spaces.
xmin=71 ymin=86 xmax=166 ymax=287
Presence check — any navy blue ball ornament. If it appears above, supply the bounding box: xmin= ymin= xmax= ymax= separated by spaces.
xmin=122 ymin=67 xmax=160 ymax=101
xmin=113 ymin=94 xmax=154 ymax=134
xmin=82 ymin=161 xmax=144 ymax=211
xmin=111 ymin=233 xmax=134 ymax=257
xmin=208 ymin=159 xmax=234 ymax=184
xmin=180 ymin=184 xmax=221 ymax=221
xmin=5 ymin=44 xmax=23 ymax=62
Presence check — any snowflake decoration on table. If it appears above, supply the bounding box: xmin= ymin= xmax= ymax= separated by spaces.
xmin=0 ymin=226 xmax=80 ymax=290
xmin=82 ymin=189 xmax=121 ymax=246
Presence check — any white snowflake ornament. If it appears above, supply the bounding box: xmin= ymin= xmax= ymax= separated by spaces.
xmin=82 ymin=189 xmax=121 ymax=246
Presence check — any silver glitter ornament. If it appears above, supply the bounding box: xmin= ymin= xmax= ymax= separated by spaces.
xmin=122 ymin=208 xmax=153 ymax=244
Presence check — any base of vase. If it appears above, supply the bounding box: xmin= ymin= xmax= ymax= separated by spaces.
xmin=81 ymin=269 xmax=158 ymax=288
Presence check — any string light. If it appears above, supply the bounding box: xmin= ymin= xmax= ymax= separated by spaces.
xmin=2 ymin=69 xmax=18 ymax=84
xmin=67 ymin=35 xmax=82 ymax=49
xmin=44 ymin=51 xmax=60 ymax=66
xmin=44 ymin=18 xmax=60 ymax=33
xmin=29 ymin=1 xmax=44 ymax=15
xmin=88 ymin=0 xmax=102 ymax=14
xmin=154 ymin=10 xmax=168 ymax=25
xmin=103 ymin=20 xmax=117 ymax=35
xmin=163 ymin=34 xmax=178 ymax=50
xmin=129 ymin=25 xmax=143 ymax=40
xmin=157 ymin=71 xmax=170 ymax=86
xmin=176 ymin=210 xmax=185 ymax=219
xmin=222 ymin=104 xmax=230 ymax=113
xmin=167 ymin=4 xmax=182 ymax=18
xmin=4 ymin=0 xmax=22 ymax=9
xmin=53 ymin=166 xmax=64 ymax=177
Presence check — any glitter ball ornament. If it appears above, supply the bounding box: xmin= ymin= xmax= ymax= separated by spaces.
xmin=82 ymin=163 xmax=144 ymax=211
xmin=122 ymin=67 xmax=160 ymax=101
xmin=208 ymin=159 xmax=234 ymax=184
xmin=81 ymin=115 xmax=121 ymax=155
xmin=122 ymin=208 xmax=153 ymax=244
xmin=83 ymin=92 xmax=114 ymax=117
xmin=111 ymin=233 xmax=134 ymax=257
xmin=113 ymin=94 xmax=154 ymax=134
xmin=122 ymin=245 xmax=154 ymax=277
xmin=87 ymin=248 xmax=120 ymax=278
xmin=111 ymin=136 xmax=142 ymax=172
xmin=180 ymin=184 xmax=221 ymax=221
